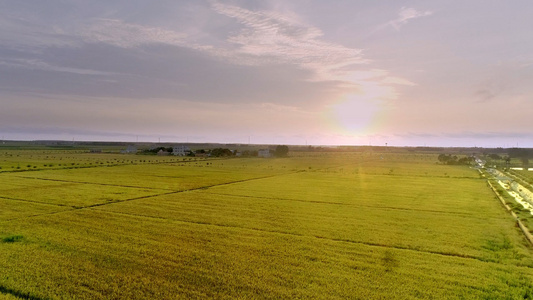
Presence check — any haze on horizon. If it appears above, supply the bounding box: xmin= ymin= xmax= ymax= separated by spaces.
xmin=1 ymin=1 xmax=532 ymax=147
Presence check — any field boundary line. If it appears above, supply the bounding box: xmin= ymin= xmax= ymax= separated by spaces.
xmin=84 ymin=173 xmax=303 ymax=208
xmin=0 ymin=195 xmax=71 ymax=208
xmin=8 ymin=157 xmax=376 ymax=196
xmin=202 ymin=191 xmax=502 ymax=220
xmin=13 ymin=168 xmax=303 ymax=193
xmin=0 ymin=284 xmax=50 ymax=300
xmin=202 ymin=191 xmax=347 ymax=205
xmin=84 ymin=190 xmax=183 ymax=208
xmin=2 ymin=208 xmax=80 ymax=221
xmin=6 ymin=173 xmax=305 ymax=219
xmin=14 ymin=175 xmax=176 ymax=191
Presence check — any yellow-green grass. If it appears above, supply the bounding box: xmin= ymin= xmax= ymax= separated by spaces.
xmin=210 ymin=171 xmax=492 ymax=213
xmin=0 ymin=150 xmax=184 ymax=172
xmin=12 ymin=162 xmax=291 ymax=191
xmin=0 ymin=293 xmax=22 ymax=300
xmin=98 ymin=182 xmax=531 ymax=266
xmin=1 ymin=150 xmax=533 ymax=299
xmin=0 ymin=198 xmax=69 ymax=221
xmin=1 ymin=209 xmax=533 ymax=299
xmin=0 ymin=176 xmax=166 ymax=209
xmin=511 ymin=169 xmax=533 ymax=185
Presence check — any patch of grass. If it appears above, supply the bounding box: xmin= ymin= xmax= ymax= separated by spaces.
xmin=2 ymin=235 xmax=23 ymax=243
xmin=484 ymin=237 xmax=513 ymax=251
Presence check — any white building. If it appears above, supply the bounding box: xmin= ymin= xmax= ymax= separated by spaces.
xmin=172 ymin=145 xmax=191 ymax=156
xmin=257 ymin=149 xmax=272 ymax=158
xmin=121 ymin=145 xmax=137 ymax=154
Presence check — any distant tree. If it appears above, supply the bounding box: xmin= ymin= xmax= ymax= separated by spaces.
xmin=521 ymin=157 xmax=529 ymax=169
xmin=210 ymin=148 xmax=234 ymax=157
xmin=508 ymin=148 xmax=533 ymax=159
xmin=241 ymin=150 xmax=257 ymax=157
xmin=274 ymin=145 xmax=289 ymax=157
xmin=508 ymin=148 xmax=533 ymax=169
xmin=457 ymin=156 xmax=474 ymax=165
xmin=488 ymin=154 xmax=502 ymax=160
xmin=437 ymin=153 xmax=472 ymax=165
xmin=438 ymin=154 xmax=453 ymax=164
xmin=141 ymin=147 xmax=171 ymax=155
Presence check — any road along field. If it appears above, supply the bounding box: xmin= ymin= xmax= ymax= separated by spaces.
xmin=1 ymin=150 xmax=533 ymax=299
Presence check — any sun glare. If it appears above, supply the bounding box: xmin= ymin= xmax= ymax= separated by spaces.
xmin=328 ymin=91 xmax=385 ymax=135
xmin=333 ymin=98 xmax=377 ymax=132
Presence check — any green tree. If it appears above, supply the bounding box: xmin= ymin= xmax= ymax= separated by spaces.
xmin=210 ymin=148 xmax=234 ymax=157
xmin=274 ymin=145 xmax=289 ymax=157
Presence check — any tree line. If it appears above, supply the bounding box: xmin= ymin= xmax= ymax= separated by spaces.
xmin=437 ymin=154 xmax=474 ymax=165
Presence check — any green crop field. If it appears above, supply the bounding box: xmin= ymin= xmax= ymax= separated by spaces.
xmin=1 ymin=149 xmax=533 ymax=299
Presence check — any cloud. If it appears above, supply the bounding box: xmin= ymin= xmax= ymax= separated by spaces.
xmin=1 ymin=1 xmax=410 ymax=101
xmin=0 ymin=12 xmax=78 ymax=50
xmin=0 ymin=1 xmax=416 ymax=129
xmin=390 ymin=7 xmax=433 ymax=31
xmin=210 ymin=1 xmax=368 ymax=82
xmin=0 ymin=58 xmax=114 ymax=75
xmin=474 ymin=88 xmax=499 ymax=102
xmin=81 ymin=19 xmax=189 ymax=49
xmin=473 ymin=77 xmax=508 ymax=103
xmin=206 ymin=1 xmax=416 ymax=106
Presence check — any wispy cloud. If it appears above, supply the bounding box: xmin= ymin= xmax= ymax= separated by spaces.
xmin=0 ymin=13 xmax=78 ymax=50
xmin=0 ymin=58 xmax=114 ymax=75
xmin=210 ymin=1 xmax=368 ymax=82
xmin=390 ymin=7 xmax=433 ymax=31
xmin=81 ymin=19 xmax=189 ymax=48
xmin=2 ymin=2 xmax=410 ymax=93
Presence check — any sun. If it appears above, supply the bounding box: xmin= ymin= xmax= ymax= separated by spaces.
xmin=327 ymin=93 xmax=383 ymax=134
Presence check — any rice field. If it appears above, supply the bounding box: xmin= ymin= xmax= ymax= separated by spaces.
xmin=1 ymin=149 xmax=533 ymax=299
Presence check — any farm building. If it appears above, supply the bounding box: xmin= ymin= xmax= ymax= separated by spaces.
xmin=172 ymin=145 xmax=191 ymax=156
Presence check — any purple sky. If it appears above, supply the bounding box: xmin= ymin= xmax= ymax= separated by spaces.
xmin=1 ymin=1 xmax=532 ymax=147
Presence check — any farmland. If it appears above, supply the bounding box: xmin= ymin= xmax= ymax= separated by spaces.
xmin=1 ymin=147 xmax=533 ymax=299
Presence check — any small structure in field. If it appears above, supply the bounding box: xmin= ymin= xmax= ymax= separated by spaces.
xmin=258 ymin=149 xmax=272 ymax=158
xmin=121 ymin=145 xmax=137 ymax=154
xmin=157 ymin=149 xmax=170 ymax=156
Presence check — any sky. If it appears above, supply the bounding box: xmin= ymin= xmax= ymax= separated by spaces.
xmin=1 ymin=0 xmax=532 ymax=147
